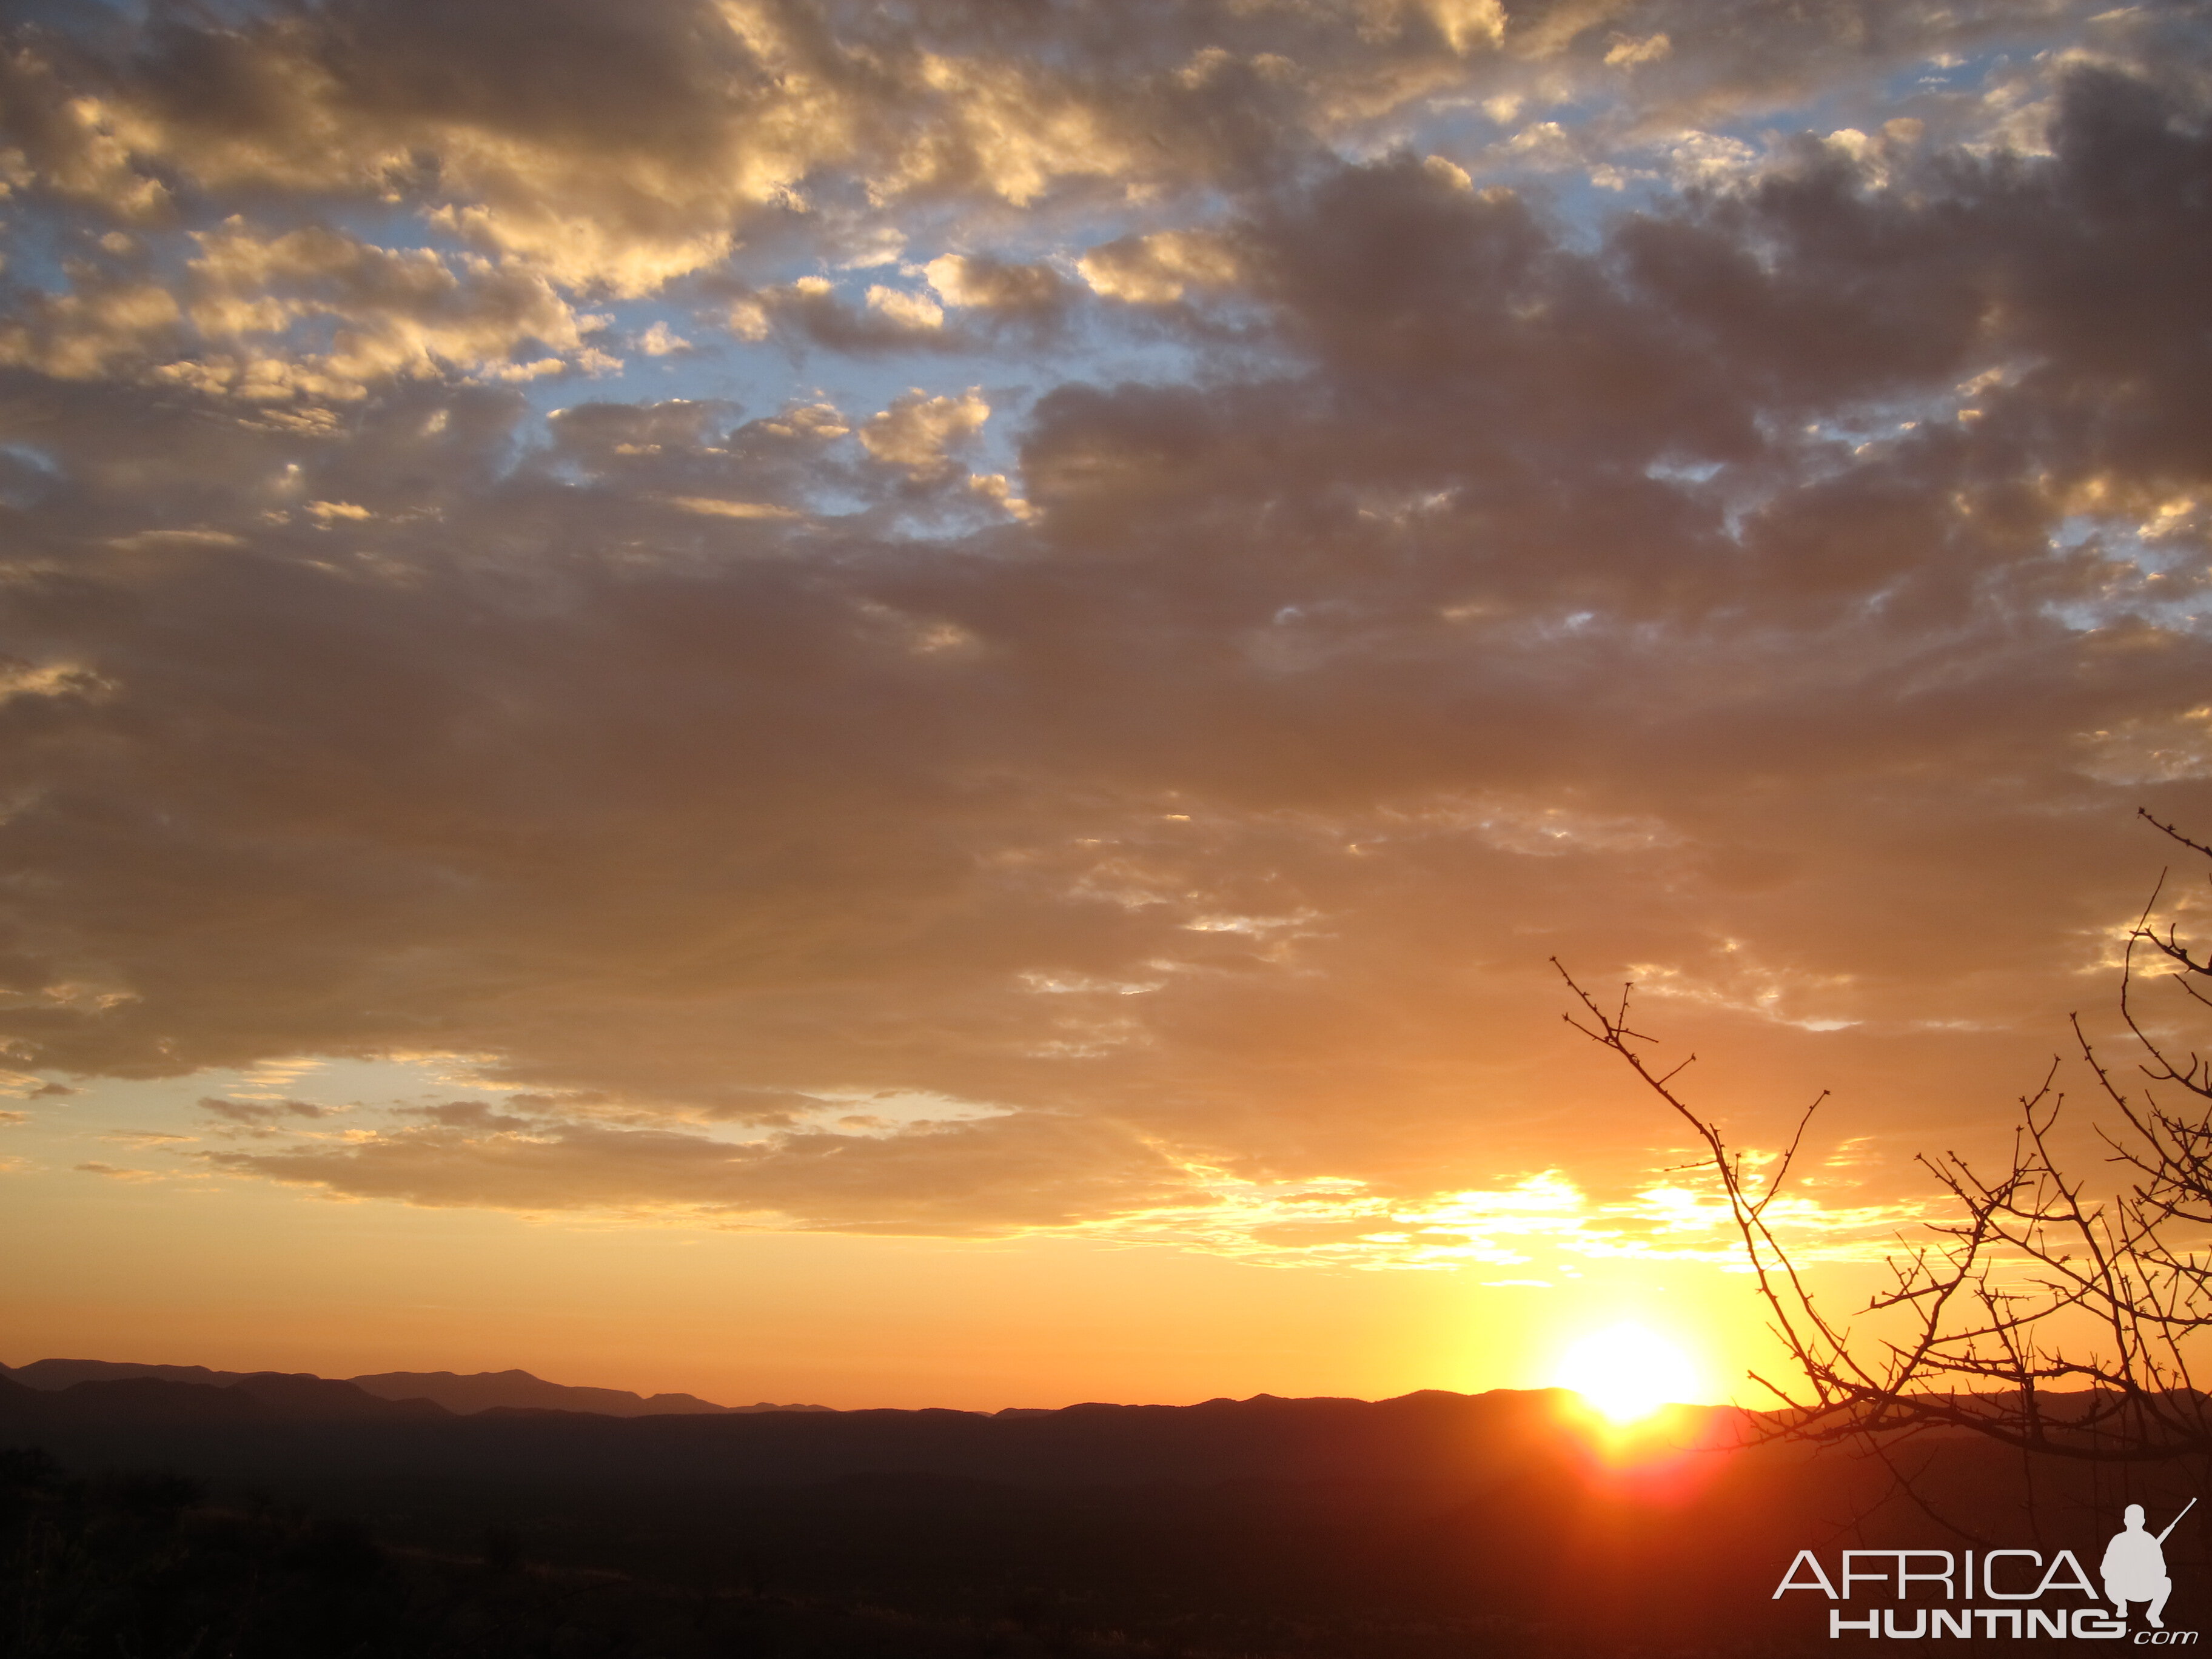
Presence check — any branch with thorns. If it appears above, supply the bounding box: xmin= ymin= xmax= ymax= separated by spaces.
xmin=1553 ymin=813 xmax=2212 ymax=1465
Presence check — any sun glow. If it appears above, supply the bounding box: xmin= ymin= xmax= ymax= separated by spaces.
xmin=1553 ymin=1323 xmax=1701 ymax=1423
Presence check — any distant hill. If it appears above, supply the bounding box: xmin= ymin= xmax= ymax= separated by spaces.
xmin=1 ymin=1358 xmax=831 ymax=1417
xmin=4 ymin=1358 xmax=248 ymax=1390
xmin=347 ymin=1368 xmax=831 ymax=1417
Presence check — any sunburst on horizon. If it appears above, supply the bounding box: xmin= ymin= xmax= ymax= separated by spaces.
xmin=1553 ymin=1323 xmax=1704 ymax=1424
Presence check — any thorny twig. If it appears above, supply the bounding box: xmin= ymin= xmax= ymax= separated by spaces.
xmin=1556 ymin=813 xmax=2212 ymax=1464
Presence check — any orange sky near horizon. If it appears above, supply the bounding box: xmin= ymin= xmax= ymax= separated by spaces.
xmin=3 ymin=1155 xmax=1805 ymax=1410
xmin=1 ymin=0 xmax=2208 ymax=1412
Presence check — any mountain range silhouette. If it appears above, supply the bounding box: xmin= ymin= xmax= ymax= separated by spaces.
xmin=0 ymin=1358 xmax=830 ymax=1418
xmin=3 ymin=1358 xmax=2202 ymax=1656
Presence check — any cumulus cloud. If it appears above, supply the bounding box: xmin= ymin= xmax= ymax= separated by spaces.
xmin=923 ymin=254 xmax=1071 ymax=315
xmin=865 ymin=286 xmax=943 ymax=331
xmin=1077 ymin=230 xmax=1244 ymax=304
xmin=0 ymin=1 xmax=2204 ymax=1253
xmin=0 ymin=280 xmax=181 ymax=380
xmin=858 ymin=387 xmax=991 ymax=478
xmin=0 ymin=0 xmax=2094 ymax=298
xmin=727 ymin=276 xmax=974 ymax=354
xmin=156 ymin=223 xmax=618 ymax=400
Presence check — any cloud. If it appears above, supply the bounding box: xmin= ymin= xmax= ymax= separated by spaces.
xmin=857 ymin=387 xmax=991 ymax=478
xmin=203 ymin=1104 xmax=1195 ymax=1232
xmin=154 ymin=223 xmax=619 ymax=401
xmin=724 ymin=276 xmax=977 ymax=354
xmin=198 ymin=1097 xmax=333 ymax=1125
xmin=1077 ymin=231 xmax=1244 ymax=304
xmin=1605 ymin=33 xmax=1672 ymax=69
xmin=666 ymin=495 xmax=802 ymax=520
xmin=0 ymin=4 xmax=2205 ymax=1256
xmin=865 ymin=286 xmax=944 ymax=332
xmin=0 ymin=0 xmax=2090 ymax=301
xmin=0 ymin=280 xmax=181 ymax=380
xmin=923 ymin=255 xmax=1071 ymax=315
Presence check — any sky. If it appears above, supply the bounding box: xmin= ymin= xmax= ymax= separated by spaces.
xmin=1 ymin=0 xmax=2208 ymax=1411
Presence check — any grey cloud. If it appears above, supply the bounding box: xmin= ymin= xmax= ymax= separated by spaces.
xmin=203 ymin=1108 xmax=1196 ymax=1233
xmin=733 ymin=278 xmax=974 ymax=356
xmin=924 ymin=255 xmax=1075 ymax=320
xmin=197 ymin=1096 xmax=332 ymax=1124
xmin=401 ymin=1101 xmax=538 ymax=1131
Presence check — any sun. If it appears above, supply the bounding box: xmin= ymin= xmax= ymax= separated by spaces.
xmin=1553 ymin=1322 xmax=1702 ymax=1423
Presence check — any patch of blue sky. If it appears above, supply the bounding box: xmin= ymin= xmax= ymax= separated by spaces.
xmin=0 ymin=440 xmax=61 ymax=477
xmin=1886 ymin=47 xmax=1980 ymax=98
xmin=548 ymin=326 xmax=959 ymax=434
xmin=1392 ymin=24 xmax=2075 ymax=251
xmin=1870 ymin=21 xmax=2077 ymax=113
xmin=16 ymin=166 xmax=468 ymax=301
xmin=2040 ymin=512 xmax=2212 ymax=637
xmin=0 ymin=201 xmax=90 ymax=297
xmin=1793 ymin=411 xmax=1924 ymax=455
xmin=1677 ymin=395 xmax=1953 ymax=540
xmin=2043 ymin=511 xmax=2208 ymax=574
xmin=1795 ymin=378 xmax=1993 ymax=452
xmin=313 ymin=196 xmax=490 ymax=261
xmin=1744 ymin=18 xmax=2073 ymax=145
xmin=10 ymin=0 xmax=147 ymax=32
xmin=1388 ymin=94 xmax=1642 ymax=245
xmin=2 ymin=1053 xmax=509 ymax=1177
xmin=538 ymin=277 xmax=1230 ymax=518
xmin=1695 ymin=393 xmax=1972 ymax=543
xmin=1643 ymin=458 xmax=1724 ymax=486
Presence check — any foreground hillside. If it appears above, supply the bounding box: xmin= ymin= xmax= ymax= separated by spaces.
xmin=5 ymin=1376 xmax=2197 ymax=1657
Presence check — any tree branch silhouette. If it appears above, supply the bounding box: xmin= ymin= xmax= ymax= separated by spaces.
xmin=1558 ymin=810 xmax=2212 ymax=1463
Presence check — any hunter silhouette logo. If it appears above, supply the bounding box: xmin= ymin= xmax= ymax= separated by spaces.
xmin=1775 ymin=1500 xmax=2197 ymax=1641
xmin=2107 ymin=1501 xmax=2191 ymax=1630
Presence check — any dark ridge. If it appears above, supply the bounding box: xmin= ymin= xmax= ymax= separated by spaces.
xmin=229 ymin=1372 xmax=451 ymax=1421
xmin=0 ymin=1376 xmax=1736 ymax=1487
xmin=53 ymin=1378 xmax=272 ymax=1424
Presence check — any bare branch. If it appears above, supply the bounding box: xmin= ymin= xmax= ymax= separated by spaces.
xmin=1557 ymin=816 xmax=2212 ymax=1465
